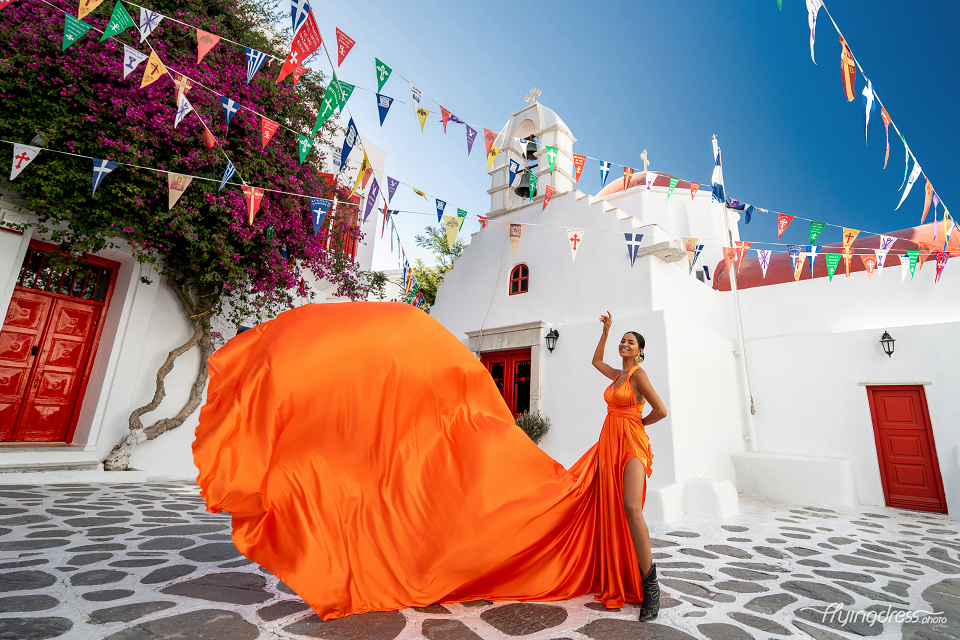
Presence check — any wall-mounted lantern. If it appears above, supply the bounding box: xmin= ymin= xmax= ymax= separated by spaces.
xmin=880 ymin=331 xmax=895 ymax=358
xmin=545 ymin=328 xmax=559 ymax=352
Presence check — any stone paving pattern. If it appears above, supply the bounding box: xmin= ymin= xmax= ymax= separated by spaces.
xmin=0 ymin=482 xmax=957 ymax=639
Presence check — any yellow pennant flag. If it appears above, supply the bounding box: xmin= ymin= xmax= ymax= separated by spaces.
xmin=487 ymin=145 xmax=500 ymax=172
xmin=350 ymin=152 xmax=370 ymax=197
xmin=78 ymin=0 xmax=105 ymax=19
xmin=442 ymin=215 xmax=460 ymax=249
xmin=413 ymin=188 xmax=427 ymax=200
xmin=793 ymin=253 xmax=806 ymax=281
xmin=507 ymin=221 xmax=524 ymax=255
xmin=943 ymin=209 xmax=951 ymax=240
xmin=167 ymin=173 xmax=193 ymax=209
xmin=842 ymin=228 xmax=860 ymax=249
xmin=416 ymin=107 xmax=429 ymax=132
xmin=140 ymin=50 xmax=166 ymax=88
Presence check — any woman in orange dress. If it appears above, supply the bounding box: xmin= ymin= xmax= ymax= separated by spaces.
xmin=193 ymin=302 xmax=667 ymax=621
xmin=591 ymin=311 xmax=668 ymax=621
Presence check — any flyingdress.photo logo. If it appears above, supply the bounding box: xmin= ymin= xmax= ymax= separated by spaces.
xmin=804 ymin=603 xmax=947 ymax=627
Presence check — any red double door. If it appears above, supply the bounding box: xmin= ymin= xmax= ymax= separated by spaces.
xmin=867 ymin=385 xmax=947 ymax=513
xmin=480 ymin=348 xmax=531 ymax=418
xmin=0 ymin=243 xmax=116 ymax=443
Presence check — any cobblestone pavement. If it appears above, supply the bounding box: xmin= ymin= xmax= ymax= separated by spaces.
xmin=0 ymin=482 xmax=957 ymax=640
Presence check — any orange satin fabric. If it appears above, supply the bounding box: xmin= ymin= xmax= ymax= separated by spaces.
xmin=194 ymin=302 xmax=653 ymax=620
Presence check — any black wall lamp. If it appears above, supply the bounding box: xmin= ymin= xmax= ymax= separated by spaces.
xmin=880 ymin=331 xmax=895 ymax=357
xmin=545 ymin=328 xmax=559 ymax=352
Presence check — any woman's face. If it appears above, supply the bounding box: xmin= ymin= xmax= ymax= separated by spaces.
xmin=619 ymin=334 xmax=640 ymax=359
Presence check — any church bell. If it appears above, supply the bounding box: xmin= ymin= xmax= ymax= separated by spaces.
xmin=513 ymin=171 xmax=532 ymax=199
xmin=522 ymin=138 xmax=537 ymax=161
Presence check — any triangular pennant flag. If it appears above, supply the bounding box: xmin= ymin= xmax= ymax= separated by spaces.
xmin=278 ymin=11 xmax=321 ymax=83
xmin=167 ymin=173 xmax=193 ymax=209
xmin=901 ymin=254 xmax=910 ymax=282
xmin=297 ymin=134 xmax=313 ymax=164
xmin=387 ymin=176 xmax=399 ymax=202
xmin=241 ymin=185 xmax=264 ymax=224
xmin=922 ymin=179 xmax=934 ymax=224
xmin=442 ymin=215 xmax=460 ymax=249
xmin=291 ymin=0 xmax=310 ymax=35
xmin=861 ymin=254 xmax=877 ymax=280
xmin=777 ymin=213 xmax=794 ymax=238
xmin=245 ymin=47 xmax=268 ymax=84
xmin=376 ymin=94 xmax=393 ymax=126
xmin=692 ymin=245 xmax=704 ymax=272
xmin=312 ymin=81 xmax=340 ymax=136
xmin=139 ymin=50 xmax=166 ymax=88
xmin=825 ymin=253 xmax=840 ymax=281
xmin=646 ymin=172 xmax=657 ymax=191
xmin=436 ymin=199 xmax=446 ymax=223
xmin=138 ymin=7 xmax=162 ymax=41
xmin=667 ymin=177 xmax=679 ymax=200
xmin=900 ymin=135 xmax=910 ymax=189
xmin=690 ymin=182 xmax=700 ymax=200
xmin=261 ymin=117 xmax=279 ymax=148
xmin=440 ymin=106 xmax=451 ymax=133
xmin=482 ymin=129 xmax=498 ymax=156
xmin=793 ymin=252 xmax=807 ymax=281
xmin=881 ymin=107 xmax=891 ymax=169
xmin=63 ymin=13 xmax=92 ymax=50
xmin=906 ymin=250 xmax=919 ymax=278
xmin=121 ymin=44 xmax=148 ymax=79
xmin=807 ymin=245 xmax=820 ymax=278
xmin=350 ymin=152 xmax=369 ymax=198
xmin=625 ymin=233 xmax=643 ymax=267
xmin=478 ymin=216 xmax=487 ymax=229
xmin=682 ymin=237 xmax=699 ymax=271
xmin=735 ymin=241 xmax=752 ymax=271
xmin=218 ymin=161 xmax=236 ymax=191
xmin=917 ymin=243 xmax=932 ymax=270
xmin=221 ymin=97 xmax=240 ymax=128
xmin=810 ymin=220 xmax=826 ymax=244
xmin=542 ymin=185 xmax=556 ymax=211
xmin=711 ymin=136 xmax=725 ymax=203
xmin=91 ymin=158 xmax=118 ymax=195
xmin=174 ymin=93 xmax=193 ymax=128
xmin=840 ymin=35 xmax=856 ymax=102
xmin=197 ymin=29 xmax=220 ymax=63
xmin=487 ymin=146 xmax=499 ymax=173
xmin=335 ymin=27 xmax=355 ymax=66
xmin=99 ymin=1 xmax=135 ymax=41
xmin=896 ymin=160 xmax=922 ymax=210
xmin=567 ymin=229 xmax=584 ymax=261
xmin=842 ymin=228 xmax=860 ymax=249
xmin=527 ymin=173 xmax=538 ymax=199
xmin=572 ymin=154 xmax=586 ymax=183
xmin=78 ymin=0 xmax=104 ymax=20
xmin=171 ymin=72 xmax=194 ymax=102
xmin=416 ymin=108 xmax=430 ymax=132
xmin=410 ymin=83 xmax=422 ymax=109
xmin=787 ymin=244 xmax=802 ymax=273
xmin=508 ymin=159 xmax=519 ymax=188
xmin=508 ymin=222 xmax=524 ymax=255
xmin=339 ymin=118 xmax=358 ymax=171
xmin=878 ymin=234 xmax=896 ymax=252
xmin=362 ymin=177 xmax=380 ymax=222
xmin=375 ymin=58 xmax=392 ymax=92
xmin=875 ymin=248 xmax=889 ymax=275
xmin=465 ymin=125 xmax=477 ymax=156
xmin=862 ymin=78 xmax=875 ymax=144
xmin=807 ymin=0 xmax=822 ymax=64
xmin=758 ymin=249 xmax=772 ymax=278
xmin=622 ymin=166 xmax=635 ymax=189
xmin=413 ymin=188 xmax=427 ymax=200
xmin=10 ymin=144 xmax=40 ymax=180
xmin=841 ymin=247 xmax=855 ymax=277
xmin=292 ymin=66 xmax=307 ymax=86
xmin=599 ymin=160 xmax=610 ymax=187
xmin=546 ymin=147 xmax=559 ymax=175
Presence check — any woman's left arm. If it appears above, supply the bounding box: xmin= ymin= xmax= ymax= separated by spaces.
xmin=633 ymin=368 xmax=667 ymax=426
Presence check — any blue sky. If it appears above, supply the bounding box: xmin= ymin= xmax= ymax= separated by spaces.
xmin=304 ymin=1 xmax=960 ymax=270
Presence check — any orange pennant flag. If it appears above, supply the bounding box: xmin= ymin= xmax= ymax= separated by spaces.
xmin=197 ymin=29 xmax=220 ymax=64
xmin=840 ymin=35 xmax=856 ymax=102
xmin=793 ymin=252 xmax=806 ymax=281
xmin=860 ymin=254 xmax=877 ymax=280
xmin=139 ymin=50 xmax=166 ymax=88
xmin=78 ymin=0 xmax=105 ymax=20
xmin=918 ymin=242 xmax=932 ymax=270
xmin=841 ymin=246 xmax=854 ymax=277
xmin=842 ymin=228 xmax=860 ymax=249
xmin=623 ymin=167 xmax=635 ymax=189
xmin=921 ymin=180 xmax=934 ymax=224
xmin=880 ymin=107 xmax=892 ymax=169
xmin=735 ymin=241 xmax=752 ymax=271
xmin=241 ymin=186 xmax=264 ymax=224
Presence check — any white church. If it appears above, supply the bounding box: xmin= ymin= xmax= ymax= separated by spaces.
xmin=0 ymin=99 xmax=956 ymax=524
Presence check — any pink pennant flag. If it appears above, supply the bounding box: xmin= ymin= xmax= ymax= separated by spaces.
xmin=440 ymin=106 xmax=451 ymax=133
xmin=335 ymin=28 xmax=355 ymax=66
xmin=542 ymin=185 xmax=555 ymax=211
xmin=278 ymin=12 xmax=322 ymax=83
xmin=261 ymin=117 xmax=279 ymax=148
xmin=196 ymin=29 xmax=220 ymax=64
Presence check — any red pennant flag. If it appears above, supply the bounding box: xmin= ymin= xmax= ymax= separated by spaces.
xmin=292 ymin=66 xmax=307 ymax=86
xmin=935 ymin=251 xmax=948 ymax=283
xmin=860 ymin=254 xmax=877 ymax=280
xmin=623 ymin=167 xmax=635 ymax=188
xmin=478 ymin=215 xmax=487 ymax=229
xmin=171 ymin=72 xmax=194 ymax=102
xmin=572 ymin=154 xmax=585 ymax=183
xmin=482 ymin=129 xmax=498 ymax=156
xmin=279 ymin=13 xmax=322 ymax=83
xmin=201 ymin=129 xmax=215 ymax=149
xmin=261 ymin=117 xmax=279 ymax=148
xmin=335 ymin=28 xmax=355 ymax=66
xmin=0 ymin=1 xmax=14 ymax=10
xmin=690 ymin=182 xmax=700 ymax=200
xmin=777 ymin=213 xmax=794 ymax=238
xmin=241 ymin=186 xmax=264 ymax=224
xmin=921 ymin=180 xmax=933 ymax=224
xmin=880 ymin=107 xmax=892 ymax=169
xmin=735 ymin=241 xmax=752 ymax=271
xmin=196 ymin=29 xmax=220 ymax=64
xmin=542 ymin=185 xmax=555 ymax=211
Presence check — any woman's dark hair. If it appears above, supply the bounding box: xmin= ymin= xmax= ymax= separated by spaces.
xmin=628 ymin=331 xmax=645 ymax=362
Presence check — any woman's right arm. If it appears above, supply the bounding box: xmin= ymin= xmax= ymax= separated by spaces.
xmin=592 ymin=311 xmax=619 ymax=380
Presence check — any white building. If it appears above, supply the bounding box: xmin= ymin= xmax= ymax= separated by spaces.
xmin=430 ymin=100 xmax=959 ymax=522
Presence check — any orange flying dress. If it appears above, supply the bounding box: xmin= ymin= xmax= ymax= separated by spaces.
xmin=194 ymin=302 xmax=652 ymax=620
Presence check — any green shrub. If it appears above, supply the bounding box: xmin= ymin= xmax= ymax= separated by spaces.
xmin=516 ymin=411 xmax=550 ymax=445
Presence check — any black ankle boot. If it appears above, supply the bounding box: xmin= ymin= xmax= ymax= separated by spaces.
xmin=638 ymin=563 xmax=660 ymax=622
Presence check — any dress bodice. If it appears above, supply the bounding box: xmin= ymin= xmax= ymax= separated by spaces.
xmin=603 ymin=364 xmax=646 ymax=411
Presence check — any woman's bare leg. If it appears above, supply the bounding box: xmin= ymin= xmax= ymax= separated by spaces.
xmin=623 ymin=457 xmax=651 ymax=575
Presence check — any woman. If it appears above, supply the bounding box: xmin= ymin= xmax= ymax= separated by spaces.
xmin=592 ymin=311 xmax=668 ymax=621
xmin=194 ymin=303 xmax=669 ymax=621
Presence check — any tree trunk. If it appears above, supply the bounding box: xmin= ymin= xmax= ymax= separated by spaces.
xmin=103 ymin=277 xmax=214 ymax=471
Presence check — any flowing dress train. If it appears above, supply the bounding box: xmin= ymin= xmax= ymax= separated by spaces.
xmin=193 ymin=302 xmax=655 ymax=620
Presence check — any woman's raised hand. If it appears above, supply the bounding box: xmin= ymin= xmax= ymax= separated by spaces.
xmin=600 ymin=311 xmax=613 ymax=332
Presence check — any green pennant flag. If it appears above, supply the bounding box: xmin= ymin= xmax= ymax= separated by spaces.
xmin=375 ymin=58 xmax=392 ymax=93
xmin=906 ymin=250 xmax=919 ymax=278
xmin=666 ymin=177 xmax=679 ymax=200
xmin=899 ymin=135 xmax=910 ymax=190
xmin=337 ymin=79 xmax=355 ymax=109
xmin=825 ymin=253 xmax=841 ymax=281
xmin=297 ymin=134 xmax=314 ymax=165
xmin=99 ymin=1 xmax=136 ymax=41
xmin=777 ymin=0 xmax=782 ymax=8
xmin=810 ymin=221 xmax=826 ymax=244
xmin=62 ymin=13 xmax=92 ymax=50
xmin=456 ymin=207 xmax=467 ymax=230
xmin=313 ymin=78 xmax=343 ymax=136
xmin=528 ymin=173 xmax=538 ymax=200
xmin=545 ymin=146 xmax=558 ymax=174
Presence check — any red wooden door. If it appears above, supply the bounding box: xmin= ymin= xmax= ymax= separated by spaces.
xmin=480 ymin=348 xmax=531 ymax=418
xmin=0 ymin=291 xmax=53 ymax=439
xmin=867 ymin=386 xmax=947 ymax=513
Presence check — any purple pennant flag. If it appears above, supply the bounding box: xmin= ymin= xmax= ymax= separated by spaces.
xmin=387 ymin=176 xmax=399 ymax=203
xmin=448 ymin=113 xmax=464 ymax=124
xmin=363 ymin=177 xmax=381 ymax=222
xmin=465 ymin=125 xmax=477 ymax=156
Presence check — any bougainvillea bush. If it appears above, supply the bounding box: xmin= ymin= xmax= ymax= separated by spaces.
xmin=0 ymin=0 xmax=367 ymax=467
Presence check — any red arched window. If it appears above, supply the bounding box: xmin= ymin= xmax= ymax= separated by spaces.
xmin=509 ymin=264 xmax=528 ymax=295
